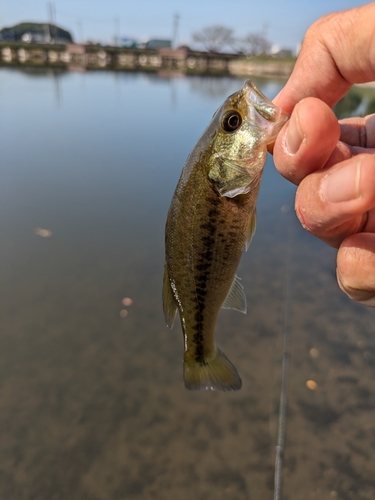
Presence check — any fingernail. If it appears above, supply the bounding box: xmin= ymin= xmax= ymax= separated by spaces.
xmin=286 ymin=107 xmax=304 ymax=154
xmin=321 ymin=158 xmax=362 ymax=203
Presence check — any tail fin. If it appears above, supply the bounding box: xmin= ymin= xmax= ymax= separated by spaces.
xmin=184 ymin=347 xmax=242 ymax=391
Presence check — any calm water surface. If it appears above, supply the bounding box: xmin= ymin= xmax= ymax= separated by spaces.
xmin=1 ymin=68 xmax=375 ymax=499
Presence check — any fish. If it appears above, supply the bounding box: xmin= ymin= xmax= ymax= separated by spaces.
xmin=163 ymin=80 xmax=288 ymax=391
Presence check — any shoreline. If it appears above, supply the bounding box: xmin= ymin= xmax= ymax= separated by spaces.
xmin=0 ymin=42 xmax=295 ymax=78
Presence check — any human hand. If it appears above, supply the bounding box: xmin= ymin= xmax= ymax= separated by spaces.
xmin=272 ymin=3 xmax=375 ymax=307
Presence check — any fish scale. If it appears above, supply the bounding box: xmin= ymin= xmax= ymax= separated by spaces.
xmin=163 ymin=80 xmax=288 ymax=391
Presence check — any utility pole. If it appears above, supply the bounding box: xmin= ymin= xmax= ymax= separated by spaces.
xmin=172 ymin=13 xmax=179 ymax=48
xmin=77 ymin=19 xmax=83 ymax=44
xmin=114 ymin=16 xmax=120 ymax=46
xmin=45 ymin=2 xmax=51 ymax=43
xmin=47 ymin=1 xmax=57 ymax=43
xmin=51 ymin=2 xmax=57 ymax=42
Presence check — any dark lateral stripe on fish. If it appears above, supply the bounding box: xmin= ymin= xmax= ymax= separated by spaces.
xmin=191 ymin=199 xmax=221 ymax=363
xmin=200 ymin=222 xmax=216 ymax=235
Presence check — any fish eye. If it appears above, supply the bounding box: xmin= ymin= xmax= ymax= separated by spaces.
xmin=222 ymin=110 xmax=242 ymax=133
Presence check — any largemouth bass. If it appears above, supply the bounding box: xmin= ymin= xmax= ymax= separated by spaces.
xmin=163 ymin=80 xmax=288 ymax=391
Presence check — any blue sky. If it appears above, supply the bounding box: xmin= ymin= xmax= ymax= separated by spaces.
xmin=0 ymin=0 xmax=371 ymax=50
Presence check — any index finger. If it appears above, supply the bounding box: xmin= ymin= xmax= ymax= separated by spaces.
xmin=339 ymin=114 xmax=375 ymax=148
xmin=274 ymin=4 xmax=375 ymax=114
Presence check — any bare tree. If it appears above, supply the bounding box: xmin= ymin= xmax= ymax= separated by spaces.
xmin=236 ymin=33 xmax=271 ymax=56
xmin=192 ymin=25 xmax=234 ymax=53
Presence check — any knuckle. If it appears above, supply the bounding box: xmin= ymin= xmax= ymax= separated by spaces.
xmin=304 ymin=13 xmax=336 ymax=42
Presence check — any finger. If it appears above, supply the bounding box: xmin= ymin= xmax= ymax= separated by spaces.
xmin=337 ymin=233 xmax=375 ymax=306
xmin=274 ymin=4 xmax=375 ymax=114
xmin=273 ymin=97 xmax=340 ymax=185
xmin=324 ymin=141 xmax=375 ymax=169
xmin=339 ymin=114 xmax=375 ymax=147
xmin=295 ymin=154 xmax=375 ymax=247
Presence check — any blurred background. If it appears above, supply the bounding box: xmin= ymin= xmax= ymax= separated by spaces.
xmin=1 ymin=2 xmax=375 ymax=499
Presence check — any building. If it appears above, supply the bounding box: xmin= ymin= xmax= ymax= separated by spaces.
xmin=144 ymin=39 xmax=172 ymax=50
xmin=0 ymin=22 xmax=73 ymax=44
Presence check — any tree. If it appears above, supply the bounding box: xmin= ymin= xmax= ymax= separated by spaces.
xmin=236 ymin=33 xmax=271 ymax=56
xmin=192 ymin=25 xmax=234 ymax=53
xmin=0 ymin=22 xmax=73 ymax=44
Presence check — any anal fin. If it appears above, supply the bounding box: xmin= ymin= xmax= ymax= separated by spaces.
xmin=221 ymin=275 xmax=247 ymax=313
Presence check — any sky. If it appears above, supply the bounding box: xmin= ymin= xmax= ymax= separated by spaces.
xmin=0 ymin=0 xmax=371 ymax=51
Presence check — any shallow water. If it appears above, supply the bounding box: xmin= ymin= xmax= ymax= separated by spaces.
xmin=1 ymin=68 xmax=375 ymax=499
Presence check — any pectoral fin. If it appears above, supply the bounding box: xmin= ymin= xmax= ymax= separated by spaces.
xmin=245 ymin=209 xmax=257 ymax=251
xmin=221 ymin=275 xmax=247 ymax=313
xmin=163 ymin=266 xmax=178 ymax=328
xmin=208 ymin=157 xmax=253 ymax=198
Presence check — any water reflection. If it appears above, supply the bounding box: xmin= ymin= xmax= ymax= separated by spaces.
xmin=334 ymin=84 xmax=375 ymax=118
xmin=1 ymin=69 xmax=375 ymax=500
xmin=188 ymin=76 xmax=238 ymax=99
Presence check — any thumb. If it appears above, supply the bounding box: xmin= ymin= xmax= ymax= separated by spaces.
xmin=337 ymin=233 xmax=375 ymax=307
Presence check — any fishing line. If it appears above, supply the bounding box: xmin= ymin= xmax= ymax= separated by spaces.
xmin=274 ymin=204 xmax=292 ymax=500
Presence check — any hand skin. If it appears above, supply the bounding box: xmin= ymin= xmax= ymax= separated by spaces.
xmin=271 ymin=3 xmax=375 ymax=307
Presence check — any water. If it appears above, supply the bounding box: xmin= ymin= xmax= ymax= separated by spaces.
xmin=1 ymin=68 xmax=375 ymax=500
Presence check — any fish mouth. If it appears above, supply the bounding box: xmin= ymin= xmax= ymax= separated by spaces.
xmin=243 ymin=80 xmax=289 ymax=141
